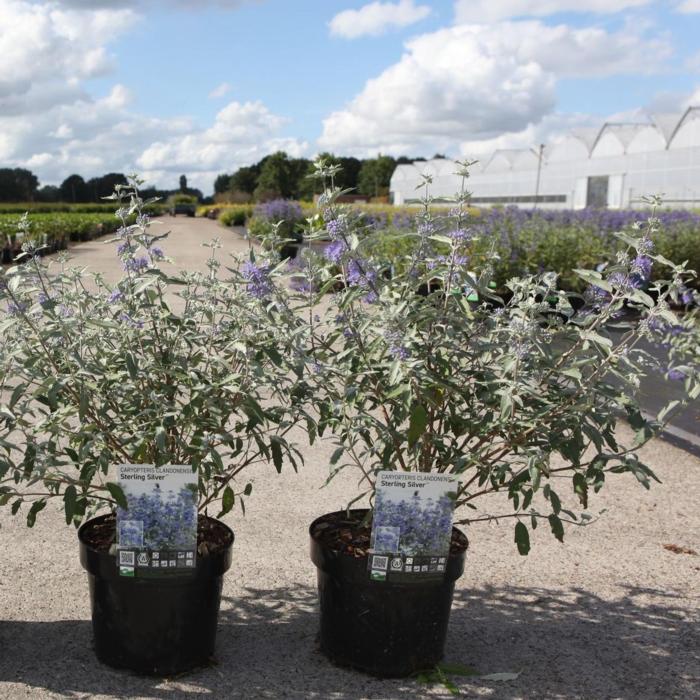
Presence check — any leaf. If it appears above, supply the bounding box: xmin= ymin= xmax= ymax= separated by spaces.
xmin=573 ymin=473 xmax=588 ymax=509
xmin=106 ymin=482 xmax=128 ymax=510
xmin=26 ymin=499 xmax=46 ymax=528
xmin=330 ymin=447 xmax=344 ymax=466
xmin=125 ymin=353 xmax=138 ymax=380
xmin=499 ymin=390 xmax=513 ymax=420
xmin=220 ymin=486 xmax=235 ymax=516
xmin=657 ymin=400 xmax=681 ymax=424
xmin=270 ymin=437 xmax=283 ymax=473
xmin=407 ymin=404 xmax=429 ymax=447
xmin=548 ymin=513 xmax=564 ymax=543
xmin=480 ymin=671 xmax=522 ymax=682
xmin=549 ymin=489 xmax=562 ymax=515
xmin=514 ymin=521 xmax=530 ymax=556
xmin=79 ymin=387 xmax=89 ymax=422
xmin=63 ymin=485 xmax=77 ymax=525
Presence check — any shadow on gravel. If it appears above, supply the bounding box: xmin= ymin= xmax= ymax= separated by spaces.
xmin=0 ymin=583 xmax=696 ymax=698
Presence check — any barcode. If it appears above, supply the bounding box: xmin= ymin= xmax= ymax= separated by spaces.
xmin=119 ymin=551 xmax=135 ymax=566
xmin=371 ymin=555 xmax=388 ymax=571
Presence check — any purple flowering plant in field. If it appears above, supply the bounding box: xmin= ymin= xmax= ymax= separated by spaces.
xmin=295 ymin=158 xmax=699 ymax=554
xmin=0 ymin=176 xmax=304 ymax=530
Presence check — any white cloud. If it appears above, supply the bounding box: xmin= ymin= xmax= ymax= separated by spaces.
xmin=319 ymin=21 xmax=670 ymax=157
xmin=3 ymin=94 xmax=304 ymax=192
xmin=137 ymin=101 xmax=308 ymax=190
xmin=209 ymin=82 xmax=233 ymax=99
xmin=0 ymin=0 xmax=136 ymax=108
xmin=458 ymin=112 xmax=602 ymax=160
xmin=0 ymin=0 xmax=299 ymax=192
xmin=454 ymin=0 xmax=651 ymax=23
xmin=676 ymin=0 xmax=700 ymax=12
xmin=329 ymin=0 xmax=431 ymax=39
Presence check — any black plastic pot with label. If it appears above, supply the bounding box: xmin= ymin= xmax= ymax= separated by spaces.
xmin=78 ymin=514 xmax=234 ymax=675
xmin=309 ymin=509 xmax=468 ymax=678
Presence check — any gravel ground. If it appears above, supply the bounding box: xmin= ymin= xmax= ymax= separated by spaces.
xmin=0 ymin=217 xmax=698 ymax=700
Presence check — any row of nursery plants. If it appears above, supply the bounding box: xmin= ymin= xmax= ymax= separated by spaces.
xmin=0 ymin=165 xmax=698 ymax=679
xmin=211 ymin=200 xmax=443 ymax=230
xmin=0 ymin=212 xmax=124 ymax=262
xmin=215 ymin=196 xmax=700 ymax=296
xmin=359 ymin=206 xmax=700 ymax=296
xmin=0 ymin=201 xmax=167 ymax=214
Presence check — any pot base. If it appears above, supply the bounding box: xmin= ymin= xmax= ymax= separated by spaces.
xmin=79 ymin=514 xmax=234 ymax=676
xmin=310 ymin=509 xmax=467 ymax=678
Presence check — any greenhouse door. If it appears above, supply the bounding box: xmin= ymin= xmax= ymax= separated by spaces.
xmin=586 ymin=176 xmax=609 ymax=208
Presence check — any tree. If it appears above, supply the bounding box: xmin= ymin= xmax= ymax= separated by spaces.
xmin=230 ymin=165 xmax=259 ymax=195
xmin=289 ymin=157 xmax=314 ymax=200
xmin=213 ymin=173 xmax=232 ymax=195
xmin=358 ymin=155 xmax=396 ymax=197
xmin=396 ymin=155 xmax=426 ymax=165
xmin=179 ymin=175 xmax=188 ymax=193
xmin=59 ymin=174 xmax=90 ymax=203
xmin=36 ymin=185 xmax=61 ymax=202
xmin=0 ymin=168 xmax=39 ymax=202
xmin=86 ymin=173 xmax=128 ymax=201
xmin=254 ymin=151 xmax=294 ymax=201
xmin=316 ymin=153 xmax=362 ymax=193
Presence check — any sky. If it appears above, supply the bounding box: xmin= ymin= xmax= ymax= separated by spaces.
xmin=1 ymin=0 xmax=699 ymax=194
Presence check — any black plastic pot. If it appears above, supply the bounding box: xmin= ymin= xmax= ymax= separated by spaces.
xmin=309 ymin=509 xmax=468 ymax=678
xmin=79 ymin=514 xmax=234 ymax=675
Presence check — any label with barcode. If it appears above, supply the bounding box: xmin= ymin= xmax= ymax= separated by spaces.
xmin=116 ymin=464 xmax=198 ymax=578
xmin=368 ymin=471 xmax=457 ymax=583
xmin=119 ymin=550 xmax=135 ymax=566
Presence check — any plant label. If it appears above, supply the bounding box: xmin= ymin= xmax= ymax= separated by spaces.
xmin=116 ymin=464 xmax=198 ymax=578
xmin=369 ymin=471 xmax=458 ymax=583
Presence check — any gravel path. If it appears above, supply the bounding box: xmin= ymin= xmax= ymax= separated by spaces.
xmin=0 ymin=217 xmax=698 ymax=699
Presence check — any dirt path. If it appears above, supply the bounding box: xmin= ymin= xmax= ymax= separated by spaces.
xmin=0 ymin=217 xmax=698 ymax=699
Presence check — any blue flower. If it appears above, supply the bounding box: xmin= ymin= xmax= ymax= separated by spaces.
xmin=630 ymin=255 xmax=652 ymax=288
xmin=242 ymin=260 xmax=274 ymax=300
xmin=124 ymin=257 xmax=149 ymax=273
xmin=324 ymin=240 xmax=348 ymax=263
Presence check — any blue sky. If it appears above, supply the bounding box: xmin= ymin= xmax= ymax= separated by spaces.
xmin=1 ymin=0 xmax=699 ymax=192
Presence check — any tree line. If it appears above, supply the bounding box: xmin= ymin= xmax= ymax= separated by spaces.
xmin=0 ymin=152 xmax=442 ymax=204
xmin=0 ymin=169 xmax=202 ymax=204
xmin=215 ymin=152 xmax=440 ymax=201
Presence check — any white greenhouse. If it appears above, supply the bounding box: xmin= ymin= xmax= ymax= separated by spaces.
xmin=389 ymin=107 xmax=700 ymax=210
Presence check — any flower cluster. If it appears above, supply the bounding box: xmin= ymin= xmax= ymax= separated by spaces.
xmin=241 ymin=259 xmax=275 ymax=300
xmin=254 ymin=199 xmax=303 ymax=223
xmin=372 ymin=490 xmax=453 ymax=556
xmin=295 ymin=156 xmax=699 ymax=556
xmin=118 ymin=486 xmax=197 ymax=550
xmin=0 ymin=176 xmax=303 ymax=530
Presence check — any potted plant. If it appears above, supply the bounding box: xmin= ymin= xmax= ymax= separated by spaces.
xmin=295 ymin=159 xmax=699 ymax=677
xmin=0 ymin=178 xmax=302 ymax=675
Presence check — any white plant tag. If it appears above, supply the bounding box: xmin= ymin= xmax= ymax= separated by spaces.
xmin=116 ymin=464 xmax=198 ymax=578
xmin=368 ymin=471 xmax=458 ymax=582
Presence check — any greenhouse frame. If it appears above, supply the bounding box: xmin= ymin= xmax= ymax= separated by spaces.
xmin=389 ymin=107 xmax=700 ymax=210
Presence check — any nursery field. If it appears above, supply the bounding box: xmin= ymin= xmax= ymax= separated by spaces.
xmin=0 ymin=217 xmax=698 ymax=699
xmin=216 ymin=202 xmax=700 ymax=295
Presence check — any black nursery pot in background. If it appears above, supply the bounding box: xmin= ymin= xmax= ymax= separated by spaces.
xmin=79 ymin=514 xmax=234 ymax=676
xmin=309 ymin=509 xmax=468 ymax=678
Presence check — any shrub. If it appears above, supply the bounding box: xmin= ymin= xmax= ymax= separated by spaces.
xmin=218 ymin=205 xmax=253 ymax=226
xmin=0 ymin=177 xmax=303 ymax=527
xmin=290 ymin=158 xmax=700 ymax=554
